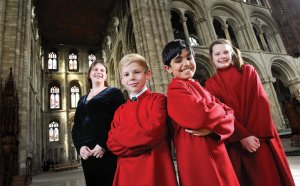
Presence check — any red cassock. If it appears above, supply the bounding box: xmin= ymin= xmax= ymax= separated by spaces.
xmin=107 ymin=90 xmax=178 ymax=186
xmin=205 ymin=64 xmax=295 ymax=186
xmin=167 ymin=77 xmax=240 ymax=186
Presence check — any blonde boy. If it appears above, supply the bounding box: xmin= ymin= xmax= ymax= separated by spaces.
xmin=107 ymin=54 xmax=177 ymax=186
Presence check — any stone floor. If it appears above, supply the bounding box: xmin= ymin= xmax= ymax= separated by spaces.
xmin=29 ymin=156 xmax=300 ymax=186
xmin=29 ymin=137 xmax=300 ymax=186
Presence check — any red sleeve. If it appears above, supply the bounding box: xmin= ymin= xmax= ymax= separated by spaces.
xmin=107 ymin=95 xmax=167 ymax=156
xmin=168 ymin=80 xmax=234 ymax=139
xmin=206 ymin=78 xmax=250 ymax=143
xmin=107 ymin=108 xmax=148 ymax=157
xmin=211 ymin=95 xmax=236 ymax=141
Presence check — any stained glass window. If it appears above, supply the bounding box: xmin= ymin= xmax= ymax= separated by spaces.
xmin=48 ymin=52 xmax=58 ymax=70
xmin=69 ymin=53 xmax=78 ymax=71
xmin=71 ymin=85 xmax=80 ymax=108
xmin=49 ymin=121 xmax=59 ymax=142
xmin=88 ymin=54 xmax=96 ymax=67
xmin=50 ymin=85 xmax=60 ymax=109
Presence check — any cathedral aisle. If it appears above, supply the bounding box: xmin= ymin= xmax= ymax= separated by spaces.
xmin=29 ymin=156 xmax=300 ymax=186
xmin=29 ymin=167 xmax=85 ymax=186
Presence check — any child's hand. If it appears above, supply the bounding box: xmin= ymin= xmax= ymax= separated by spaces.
xmin=240 ymin=136 xmax=260 ymax=153
xmin=185 ymin=129 xmax=213 ymax=136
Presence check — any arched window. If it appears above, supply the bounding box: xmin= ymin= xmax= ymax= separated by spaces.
xmin=253 ymin=26 xmax=264 ymax=50
xmin=49 ymin=83 xmax=61 ymax=109
xmin=213 ymin=19 xmax=226 ymax=39
xmin=88 ymin=54 xmax=96 ymax=67
xmin=49 ymin=121 xmax=59 ymax=142
xmin=69 ymin=53 xmax=78 ymax=71
xmin=171 ymin=11 xmax=185 ymax=40
xmin=70 ymin=83 xmax=81 ymax=108
xmin=186 ymin=13 xmax=200 ymax=46
xmin=48 ymin=52 xmax=58 ymax=70
xmin=227 ymin=23 xmax=239 ymax=48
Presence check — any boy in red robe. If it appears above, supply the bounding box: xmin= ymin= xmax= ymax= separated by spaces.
xmin=107 ymin=53 xmax=178 ymax=186
xmin=162 ymin=39 xmax=239 ymax=186
xmin=205 ymin=39 xmax=295 ymax=186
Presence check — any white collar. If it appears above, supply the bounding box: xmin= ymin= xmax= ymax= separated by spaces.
xmin=130 ymin=86 xmax=148 ymax=99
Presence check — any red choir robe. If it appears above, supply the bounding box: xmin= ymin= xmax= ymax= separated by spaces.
xmin=167 ymin=77 xmax=239 ymax=186
xmin=107 ymin=89 xmax=178 ymax=186
xmin=205 ymin=64 xmax=295 ymax=186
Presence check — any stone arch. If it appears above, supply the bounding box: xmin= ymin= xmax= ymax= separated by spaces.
xmin=241 ymin=54 xmax=264 ymax=78
xmin=270 ymin=57 xmax=296 ymax=83
xmin=170 ymin=0 xmax=206 ymax=43
xmin=210 ymin=2 xmax=246 ymax=24
xmin=171 ymin=0 xmax=205 ymax=17
xmin=125 ymin=14 xmax=137 ymax=53
xmin=211 ymin=2 xmax=246 ymax=48
xmin=194 ymin=53 xmax=214 ymax=86
xmin=270 ymin=58 xmax=298 ymax=133
xmin=250 ymin=11 xmax=281 ymax=52
xmin=250 ymin=11 xmax=277 ymax=31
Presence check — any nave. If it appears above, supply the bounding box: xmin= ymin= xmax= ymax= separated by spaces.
xmin=29 ymin=156 xmax=300 ymax=186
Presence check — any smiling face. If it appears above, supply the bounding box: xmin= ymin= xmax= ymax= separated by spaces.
xmin=164 ymin=49 xmax=196 ymax=80
xmin=211 ymin=43 xmax=233 ymax=69
xmin=89 ymin=63 xmax=108 ymax=86
xmin=121 ymin=62 xmax=151 ymax=94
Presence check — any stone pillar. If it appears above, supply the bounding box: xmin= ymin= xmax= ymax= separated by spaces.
xmin=181 ymin=16 xmax=190 ymax=43
xmin=274 ymin=32 xmax=287 ymax=54
xmin=1 ymin=0 xmax=37 ymax=175
xmin=259 ymin=31 xmax=269 ymax=51
xmin=194 ymin=18 xmax=204 ymax=46
xmin=0 ymin=0 xmax=7 ymax=73
xmin=129 ymin=0 xmax=173 ymax=93
xmin=223 ymin=24 xmax=232 ymax=42
xmin=262 ymin=77 xmax=287 ymax=132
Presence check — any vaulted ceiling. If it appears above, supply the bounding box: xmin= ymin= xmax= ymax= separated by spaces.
xmin=35 ymin=0 xmax=117 ymax=46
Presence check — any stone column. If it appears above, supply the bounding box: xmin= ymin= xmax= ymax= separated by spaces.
xmin=262 ymin=77 xmax=287 ymax=131
xmin=181 ymin=16 xmax=190 ymax=43
xmin=0 ymin=0 xmax=7 ymax=74
xmin=235 ymin=25 xmax=247 ymax=50
xmin=259 ymin=31 xmax=269 ymax=51
xmin=223 ymin=24 xmax=232 ymax=42
xmin=194 ymin=17 xmax=204 ymax=46
xmin=129 ymin=0 xmax=174 ymax=93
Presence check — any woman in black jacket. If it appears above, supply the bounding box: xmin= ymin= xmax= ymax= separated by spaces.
xmin=72 ymin=59 xmax=125 ymax=186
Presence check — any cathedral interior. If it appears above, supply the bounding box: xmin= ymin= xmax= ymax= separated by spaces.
xmin=1 ymin=0 xmax=300 ymax=185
